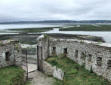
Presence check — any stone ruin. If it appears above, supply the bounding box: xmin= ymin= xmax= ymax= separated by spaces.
xmin=0 ymin=34 xmax=111 ymax=82
xmin=37 ymin=34 xmax=111 ymax=82
xmin=0 ymin=40 xmax=22 ymax=68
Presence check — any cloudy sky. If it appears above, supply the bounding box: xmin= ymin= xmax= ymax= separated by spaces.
xmin=0 ymin=0 xmax=111 ymax=21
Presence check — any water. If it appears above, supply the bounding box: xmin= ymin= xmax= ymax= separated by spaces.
xmin=62 ymin=31 xmax=111 ymax=43
xmin=0 ymin=24 xmax=111 ymax=43
xmin=0 ymin=24 xmax=61 ymax=29
xmin=44 ymin=29 xmax=111 ymax=43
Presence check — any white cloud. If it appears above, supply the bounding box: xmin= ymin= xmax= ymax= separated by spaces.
xmin=0 ymin=0 xmax=111 ymax=21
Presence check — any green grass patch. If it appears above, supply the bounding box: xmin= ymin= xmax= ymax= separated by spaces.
xmin=46 ymin=56 xmax=110 ymax=85
xmin=25 ymin=81 xmax=31 ymax=85
xmin=0 ymin=66 xmax=25 ymax=85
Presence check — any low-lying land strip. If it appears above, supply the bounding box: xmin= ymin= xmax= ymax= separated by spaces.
xmin=60 ymin=25 xmax=111 ymax=31
xmin=8 ymin=25 xmax=111 ymax=33
xmin=46 ymin=56 xmax=110 ymax=85
xmin=9 ymin=27 xmax=53 ymax=33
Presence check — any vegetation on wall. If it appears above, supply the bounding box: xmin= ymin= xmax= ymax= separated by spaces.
xmin=46 ymin=56 xmax=110 ymax=85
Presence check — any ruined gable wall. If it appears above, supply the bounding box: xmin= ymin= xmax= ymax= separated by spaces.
xmin=0 ymin=42 xmax=22 ymax=68
xmin=0 ymin=44 xmax=15 ymax=68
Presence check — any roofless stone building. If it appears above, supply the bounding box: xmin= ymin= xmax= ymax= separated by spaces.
xmin=0 ymin=34 xmax=111 ymax=83
xmin=37 ymin=34 xmax=111 ymax=82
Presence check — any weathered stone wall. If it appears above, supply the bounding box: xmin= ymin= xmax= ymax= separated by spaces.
xmin=0 ymin=41 xmax=22 ymax=68
xmin=0 ymin=44 xmax=15 ymax=68
xmin=49 ymin=38 xmax=111 ymax=82
xmin=15 ymin=42 xmax=23 ymax=66
xmin=43 ymin=61 xmax=64 ymax=80
xmin=37 ymin=35 xmax=111 ymax=82
xmin=37 ymin=35 xmax=49 ymax=60
xmin=37 ymin=36 xmax=49 ymax=71
xmin=43 ymin=61 xmax=54 ymax=75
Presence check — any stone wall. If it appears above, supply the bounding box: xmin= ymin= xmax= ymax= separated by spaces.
xmin=0 ymin=44 xmax=15 ymax=68
xmin=43 ymin=61 xmax=54 ymax=75
xmin=37 ymin=35 xmax=111 ymax=82
xmin=43 ymin=61 xmax=64 ymax=80
xmin=0 ymin=40 xmax=22 ymax=68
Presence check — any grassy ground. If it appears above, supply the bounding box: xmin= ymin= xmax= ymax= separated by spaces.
xmin=25 ymin=81 xmax=31 ymax=85
xmin=46 ymin=56 xmax=110 ymax=85
xmin=60 ymin=25 xmax=111 ymax=31
xmin=0 ymin=66 xmax=25 ymax=85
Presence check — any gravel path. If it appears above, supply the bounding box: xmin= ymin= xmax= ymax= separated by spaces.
xmin=29 ymin=71 xmax=55 ymax=85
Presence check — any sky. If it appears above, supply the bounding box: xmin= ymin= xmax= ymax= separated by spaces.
xmin=0 ymin=0 xmax=111 ymax=21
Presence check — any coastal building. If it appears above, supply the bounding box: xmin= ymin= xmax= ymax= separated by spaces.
xmin=37 ymin=34 xmax=111 ymax=82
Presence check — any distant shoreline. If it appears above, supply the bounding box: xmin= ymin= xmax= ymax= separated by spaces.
xmin=1 ymin=20 xmax=111 ymax=24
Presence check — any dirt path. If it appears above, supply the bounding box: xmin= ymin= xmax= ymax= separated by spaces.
xmin=22 ymin=64 xmax=55 ymax=85
xmin=29 ymin=71 xmax=55 ymax=85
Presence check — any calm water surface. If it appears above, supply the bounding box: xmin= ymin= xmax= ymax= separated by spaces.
xmin=0 ymin=24 xmax=61 ymax=29
xmin=59 ymin=31 xmax=111 ymax=43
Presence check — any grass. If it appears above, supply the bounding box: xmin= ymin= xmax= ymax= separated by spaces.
xmin=46 ymin=56 xmax=110 ymax=85
xmin=0 ymin=66 xmax=25 ymax=85
xmin=60 ymin=25 xmax=111 ymax=31
xmin=25 ymin=81 xmax=31 ymax=85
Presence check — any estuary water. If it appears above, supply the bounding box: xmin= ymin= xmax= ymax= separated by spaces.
xmin=44 ymin=29 xmax=111 ymax=43
xmin=0 ymin=23 xmax=61 ymax=29
xmin=0 ymin=24 xmax=111 ymax=43
xmin=61 ymin=31 xmax=111 ymax=43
